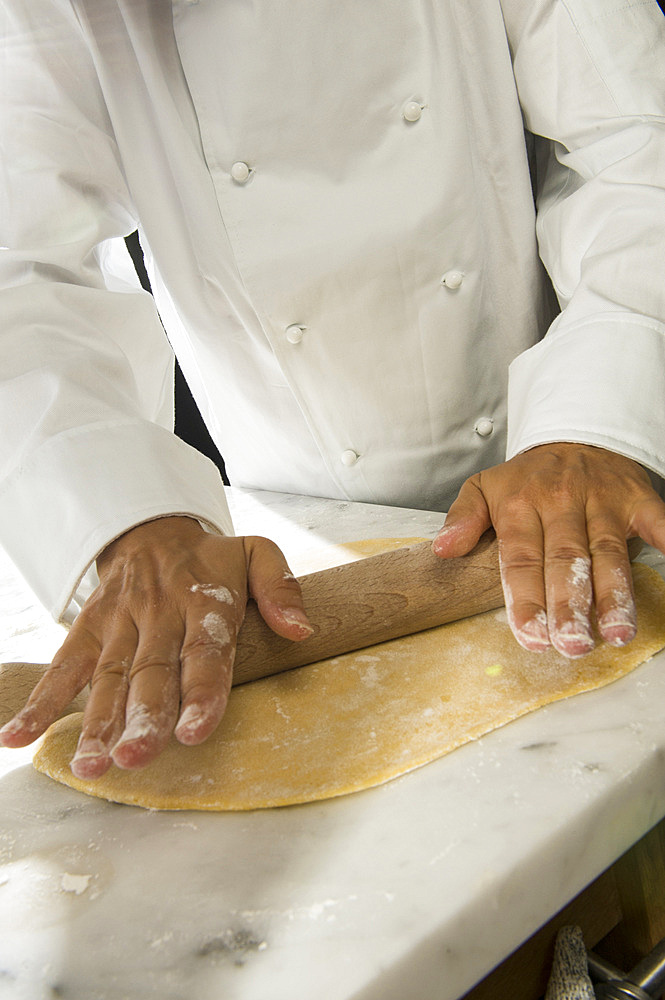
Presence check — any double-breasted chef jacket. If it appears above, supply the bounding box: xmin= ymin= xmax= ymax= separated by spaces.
xmin=1 ymin=0 xmax=665 ymax=622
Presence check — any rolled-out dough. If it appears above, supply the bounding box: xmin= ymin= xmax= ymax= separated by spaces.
xmin=33 ymin=539 xmax=665 ymax=811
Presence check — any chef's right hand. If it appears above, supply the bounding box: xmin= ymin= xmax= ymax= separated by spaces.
xmin=0 ymin=516 xmax=312 ymax=778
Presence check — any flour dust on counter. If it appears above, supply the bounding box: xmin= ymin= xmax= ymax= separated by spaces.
xmin=32 ymin=540 xmax=665 ymax=812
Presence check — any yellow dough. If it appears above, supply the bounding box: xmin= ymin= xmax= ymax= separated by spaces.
xmin=33 ymin=540 xmax=665 ymax=811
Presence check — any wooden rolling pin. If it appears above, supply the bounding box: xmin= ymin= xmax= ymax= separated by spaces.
xmin=232 ymin=532 xmax=503 ymax=685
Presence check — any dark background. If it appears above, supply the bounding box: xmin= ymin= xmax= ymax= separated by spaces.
xmin=124 ymin=232 xmax=229 ymax=483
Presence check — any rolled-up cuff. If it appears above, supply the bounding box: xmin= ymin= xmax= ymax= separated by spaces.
xmin=507 ymin=314 xmax=665 ymax=487
xmin=0 ymin=420 xmax=233 ymax=623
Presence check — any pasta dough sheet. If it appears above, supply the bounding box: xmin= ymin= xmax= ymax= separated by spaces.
xmin=33 ymin=541 xmax=665 ymax=811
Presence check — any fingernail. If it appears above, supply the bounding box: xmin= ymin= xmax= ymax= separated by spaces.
xmin=279 ymin=607 xmax=314 ymax=635
xmin=551 ymin=620 xmax=595 ymax=659
xmin=175 ymin=704 xmax=208 ymax=744
xmin=0 ymin=715 xmax=37 ymax=747
xmin=432 ymin=523 xmax=460 ymax=553
xmin=0 ymin=718 xmax=22 ymax=744
xmin=514 ymin=612 xmax=550 ymax=653
xmin=71 ymin=738 xmax=109 ymax=777
xmin=599 ymin=610 xmax=637 ymax=647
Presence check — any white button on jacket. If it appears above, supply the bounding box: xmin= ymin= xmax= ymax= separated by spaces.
xmin=285 ymin=325 xmax=305 ymax=345
xmin=402 ymin=101 xmax=424 ymax=122
xmin=441 ymin=270 xmax=465 ymax=290
xmin=230 ymin=161 xmax=251 ymax=183
xmin=475 ymin=419 xmax=495 ymax=438
xmin=1 ymin=1 xmax=665 ymax=622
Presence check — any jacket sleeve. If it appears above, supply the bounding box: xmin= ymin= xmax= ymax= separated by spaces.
xmin=0 ymin=1 xmax=233 ymax=624
xmin=502 ymin=0 xmax=665 ymax=485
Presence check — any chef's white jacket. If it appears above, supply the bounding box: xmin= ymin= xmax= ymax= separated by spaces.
xmin=1 ymin=0 xmax=665 ymax=623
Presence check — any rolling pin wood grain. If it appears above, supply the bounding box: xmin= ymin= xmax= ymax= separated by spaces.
xmin=232 ymin=532 xmax=503 ymax=685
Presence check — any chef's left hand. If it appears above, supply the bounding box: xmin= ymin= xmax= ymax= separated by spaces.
xmin=432 ymin=443 xmax=665 ymax=658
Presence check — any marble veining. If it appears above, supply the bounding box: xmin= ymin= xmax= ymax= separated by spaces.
xmin=0 ymin=488 xmax=663 ymax=999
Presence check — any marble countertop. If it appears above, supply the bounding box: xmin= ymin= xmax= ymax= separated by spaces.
xmin=1 ymin=487 xmax=665 ymax=1000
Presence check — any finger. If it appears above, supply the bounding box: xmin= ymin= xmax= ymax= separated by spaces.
xmin=586 ymin=510 xmax=636 ymax=648
xmin=432 ymin=476 xmax=492 ymax=558
xmin=591 ymin=493 xmax=665 ymax=648
xmin=111 ymin=627 xmax=182 ymax=770
xmin=0 ymin=631 xmax=97 ymax=748
xmin=542 ymin=512 xmax=594 ymax=659
xmin=244 ymin=536 xmax=314 ymax=639
xmin=494 ymin=507 xmax=550 ymax=653
xmin=630 ymin=494 xmax=665 ymax=557
xmin=174 ymin=598 xmax=240 ymax=746
xmin=70 ymin=637 xmax=137 ymax=779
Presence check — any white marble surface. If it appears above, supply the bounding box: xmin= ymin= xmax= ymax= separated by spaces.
xmin=1 ymin=487 xmax=665 ymax=1000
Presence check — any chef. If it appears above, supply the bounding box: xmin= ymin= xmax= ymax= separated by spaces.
xmin=1 ymin=0 xmax=665 ymax=778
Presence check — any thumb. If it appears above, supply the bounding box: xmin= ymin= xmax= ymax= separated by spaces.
xmin=432 ymin=475 xmax=492 ymax=558
xmin=244 ymin=536 xmax=314 ymax=641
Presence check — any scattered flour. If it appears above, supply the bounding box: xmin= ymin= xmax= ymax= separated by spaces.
xmin=565 ymin=556 xmax=592 ymax=623
xmin=60 ymin=873 xmax=92 ymax=895
xmin=122 ymin=703 xmax=161 ymax=742
xmin=191 ymin=584 xmax=234 ymax=604
xmin=233 ymin=895 xmax=359 ymax=924
xmin=201 ymin=612 xmax=231 ymax=647
xmin=602 ymin=565 xmax=637 ymax=634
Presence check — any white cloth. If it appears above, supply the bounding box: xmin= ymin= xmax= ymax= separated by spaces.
xmin=1 ymin=0 xmax=665 ymax=623
xmin=545 ymin=926 xmax=595 ymax=1000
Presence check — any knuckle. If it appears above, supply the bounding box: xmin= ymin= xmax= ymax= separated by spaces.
xmin=498 ymin=542 xmax=543 ymax=573
xmin=131 ymin=586 xmax=174 ymax=619
xmin=48 ymin=648 xmax=100 ymax=691
xmin=185 ymin=612 xmax=236 ymax=655
xmin=588 ymin=535 xmax=629 ymax=560
xmin=495 ymin=494 xmax=535 ymax=521
xmin=91 ymin=657 xmax=132 ymax=683
xmin=454 ymin=473 xmax=484 ymax=505
xmin=585 ymin=512 xmax=628 ymax=551
xmin=244 ymin=534 xmax=283 ymax=562
xmin=254 ymin=534 xmax=283 ymax=554
xmin=189 ymin=581 xmax=238 ymax=604
xmin=57 ymin=619 xmax=103 ymax=656
xmin=182 ymin=636 xmax=231 ymax=662
xmin=187 ymin=582 xmax=245 ymax=629
xmin=267 ymin=573 xmax=303 ymax=603
xmin=633 ymin=494 xmax=665 ymax=524
xmin=127 ymin=653 xmax=180 ymax=680
xmin=545 ymin=545 xmax=591 ymax=567
xmin=244 ymin=534 xmax=291 ymax=574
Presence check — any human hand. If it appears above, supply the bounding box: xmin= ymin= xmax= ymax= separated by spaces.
xmin=432 ymin=444 xmax=665 ymax=658
xmin=0 ymin=516 xmax=312 ymax=776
